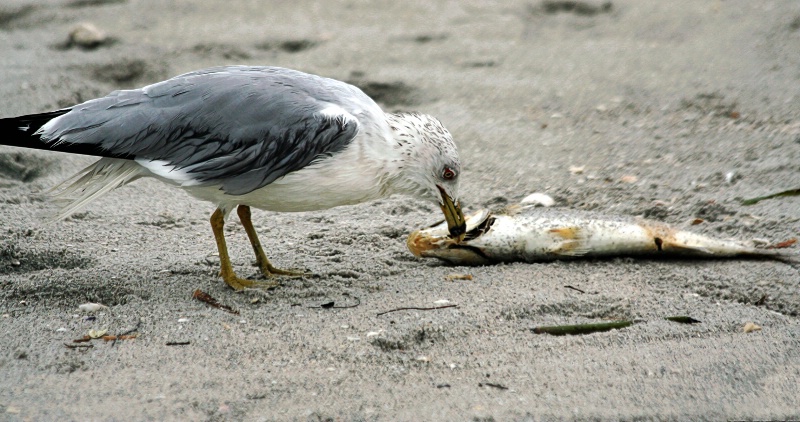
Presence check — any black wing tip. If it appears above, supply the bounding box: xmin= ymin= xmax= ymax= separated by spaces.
xmin=0 ymin=109 xmax=71 ymax=142
xmin=0 ymin=109 xmax=133 ymax=159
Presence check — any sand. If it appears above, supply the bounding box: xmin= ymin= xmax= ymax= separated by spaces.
xmin=1 ymin=0 xmax=799 ymax=420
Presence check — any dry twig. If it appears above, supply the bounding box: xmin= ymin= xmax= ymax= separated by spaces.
xmin=193 ymin=289 xmax=240 ymax=314
xmin=377 ymin=304 xmax=457 ymax=316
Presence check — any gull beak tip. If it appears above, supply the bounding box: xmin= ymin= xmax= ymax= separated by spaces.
xmin=439 ymin=190 xmax=467 ymax=242
xmin=450 ymin=221 xmax=467 ymax=242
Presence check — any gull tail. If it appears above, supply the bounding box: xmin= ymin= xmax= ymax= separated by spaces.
xmin=2 ymin=111 xmax=145 ymax=220
xmin=48 ymin=158 xmax=144 ymax=221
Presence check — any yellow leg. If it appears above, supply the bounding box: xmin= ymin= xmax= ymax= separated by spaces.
xmin=236 ymin=205 xmax=307 ymax=277
xmin=210 ymin=208 xmax=279 ymax=291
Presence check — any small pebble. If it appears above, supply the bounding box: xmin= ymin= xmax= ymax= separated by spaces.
xmin=751 ymin=238 xmax=770 ymax=247
xmin=177 ymin=318 xmax=189 ymax=323
xmin=68 ymin=22 xmax=108 ymax=49
xmin=88 ymin=329 xmax=107 ymax=339
xmin=78 ymin=303 xmax=107 ymax=312
xmin=520 ymin=193 xmax=555 ymax=207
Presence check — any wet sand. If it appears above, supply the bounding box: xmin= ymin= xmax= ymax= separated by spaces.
xmin=1 ymin=0 xmax=799 ymax=420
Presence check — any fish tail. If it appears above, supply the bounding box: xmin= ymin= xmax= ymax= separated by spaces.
xmin=664 ymin=230 xmax=786 ymax=258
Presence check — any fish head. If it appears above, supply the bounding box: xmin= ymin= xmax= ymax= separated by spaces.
xmin=407 ymin=209 xmax=493 ymax=265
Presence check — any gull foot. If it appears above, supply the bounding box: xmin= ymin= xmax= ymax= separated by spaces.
xmin=223 ymin=275 xmax=281 ymax=292
xmin=260 ymin=263 xmax=311 ymax=278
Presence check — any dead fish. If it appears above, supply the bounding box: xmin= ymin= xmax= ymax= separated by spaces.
xmin=407 ymin=205 xmax=792 ymax=265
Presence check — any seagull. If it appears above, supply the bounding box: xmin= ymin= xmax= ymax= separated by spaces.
xmin=0 ymin=66 xmax=466 ymax=290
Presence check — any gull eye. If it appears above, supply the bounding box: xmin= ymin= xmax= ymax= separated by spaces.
xmin=442 ymin=167 xmax=456 ymax=180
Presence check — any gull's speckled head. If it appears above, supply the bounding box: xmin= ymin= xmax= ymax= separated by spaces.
xmin=386 ymin=112 xmax=465 ymax=239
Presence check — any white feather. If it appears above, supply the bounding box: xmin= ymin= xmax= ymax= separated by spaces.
xmin=318 ymin=104 xmax=357 ymax=125
xmin=49 ymin=158 xmax=143 ymax=221
xmin=135 ymin=159 xmax=200 ymax=186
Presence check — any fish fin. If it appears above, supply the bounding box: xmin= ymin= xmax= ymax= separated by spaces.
xmin=548 ymin=227 xmax=591 ymax=256
xmin=553 ymin=241 xmax=591 ymax=256
xmin=549 ymin=227 xmax=580 ymax=239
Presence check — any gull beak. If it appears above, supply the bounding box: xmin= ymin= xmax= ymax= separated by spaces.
xmin=437 ymin=186 xmax=466 ymax=241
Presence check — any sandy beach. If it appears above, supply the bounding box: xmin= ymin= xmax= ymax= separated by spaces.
xmin=1 ymin=0 xmax=799 ymax=420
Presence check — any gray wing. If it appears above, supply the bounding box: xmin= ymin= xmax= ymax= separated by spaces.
xmin=37 ymin=66 xmax=369 ymax=195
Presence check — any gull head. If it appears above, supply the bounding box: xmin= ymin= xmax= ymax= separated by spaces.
xmin=386 ymin=112 xmax=466 ymax=239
